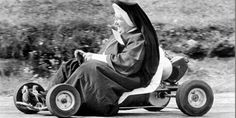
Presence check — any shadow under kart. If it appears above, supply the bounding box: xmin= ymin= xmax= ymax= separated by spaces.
xmin=14 ymin=56 xmax=214 ymax=117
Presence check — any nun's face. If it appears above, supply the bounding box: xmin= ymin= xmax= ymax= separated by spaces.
xmin=114 ymin=14 xmax=132 ymax=34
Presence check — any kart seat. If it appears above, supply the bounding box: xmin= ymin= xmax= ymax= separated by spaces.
xmin=118 ymin=47 xmax=172 ymax=104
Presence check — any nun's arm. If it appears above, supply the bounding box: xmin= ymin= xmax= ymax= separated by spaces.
xmin=106 ymin=36 xmax=145 ymax=76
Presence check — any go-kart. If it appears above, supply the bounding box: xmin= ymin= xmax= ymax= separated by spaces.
xmin=13 ymin=49 xmax=214 ymax=117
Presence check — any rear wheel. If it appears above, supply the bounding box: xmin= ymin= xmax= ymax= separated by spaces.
xmin=176 ymin=80 xmax=214 ymax=116
xmin=144 ymin=91 xmax=170 ymax=111
xmin=46 ymin=84 xmax=81 ymax=117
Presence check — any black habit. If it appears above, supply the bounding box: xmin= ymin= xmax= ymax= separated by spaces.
xmin=47 ymin=1 xmax=159 ymax=116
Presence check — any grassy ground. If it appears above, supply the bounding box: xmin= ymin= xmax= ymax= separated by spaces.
xmin=0 ymin=56 xmax=234 ymax=96
xmin=131 ymin=0 xmax=235 ymax=28
xmin=0 ymin=71 xmax=50 ymax=96
xmin=166 ymin=51 xmax=235 ymax=93
xmin=0 ymin=0 xmax=234 ymax=95
xmin=0 ymin=0 xmax=234 ymax=27
xmin=183 ymin=57 xmax=235 ymax=93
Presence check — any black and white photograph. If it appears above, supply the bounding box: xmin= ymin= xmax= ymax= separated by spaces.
xmin=0 ymin=0 xmax=234 ymax=117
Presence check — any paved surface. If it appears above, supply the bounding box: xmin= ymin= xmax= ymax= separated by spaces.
xmin=0 ymin=92 xmax=234 ymax=118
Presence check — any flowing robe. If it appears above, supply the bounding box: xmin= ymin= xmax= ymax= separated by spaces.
xmin=48 ymin=30 xmax=149 ymax=116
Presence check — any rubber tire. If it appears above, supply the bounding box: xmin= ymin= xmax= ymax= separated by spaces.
xmin=46 ymin=84 xmax=81 ymax=118
xmin=13 ymin=82 xmax=45 ymax=114
xmin=144 ymin=92 xmax=170 ymax=112
xmin=176 ymin=80 xmax=214 ymax=116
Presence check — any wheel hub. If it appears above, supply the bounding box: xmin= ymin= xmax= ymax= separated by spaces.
xmin=149 ymin=92 xmax=170 ymax=107
xmin=191 ymin=94 xmax=199 ymax=102
xmin=55 ymin=91 xmax=75 ymax=111
xmin=188 ymin=88 xmax=207 ymax=108
xmin=61 ymin=98 xmax=67 ymax=104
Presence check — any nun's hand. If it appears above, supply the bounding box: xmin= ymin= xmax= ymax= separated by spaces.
xmin=83 ymin=52 xmax=94 ymax=61
xmin=74 ymin=49 xmax=85 ymax=59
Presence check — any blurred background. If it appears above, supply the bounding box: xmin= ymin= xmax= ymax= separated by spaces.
xmin=0 ymin=0 xmax=234 ymax=96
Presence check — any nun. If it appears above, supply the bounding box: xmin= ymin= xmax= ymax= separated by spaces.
xmin=45 ymin=0 xmax=160 ymax=116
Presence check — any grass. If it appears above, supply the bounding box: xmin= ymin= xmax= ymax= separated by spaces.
xmin=166 ymin=50 xmax=235 ymax=93
xmin=130 ymin=0 xmax=235 ymax=28
xmin=182 ymin=57 xmax=235 ymax=93
xmin=0 ymin=72 xmax=49 ymax=96
xmin=0 ymin=56 xmax=234 ymax=96
xmin=0 ymin=0 xmax=234 ymax=28
xmin=0 ymin=0 xmax=234 ymax=96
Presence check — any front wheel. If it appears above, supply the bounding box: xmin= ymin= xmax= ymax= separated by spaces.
xmin=46 ymin=84 xmax=81 ymax=117
xmin=176 ymin=80 xmax=214 ymax=116
xmin=13 ymin=82 xmax=45 ymax=114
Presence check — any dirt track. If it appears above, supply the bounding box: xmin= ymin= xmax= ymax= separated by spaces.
xmin=0 ymin=92 xmax=234 ymax=118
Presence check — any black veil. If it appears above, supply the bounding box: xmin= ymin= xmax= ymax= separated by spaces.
xmin=113 ymin=1 xmax=160 ymax=86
